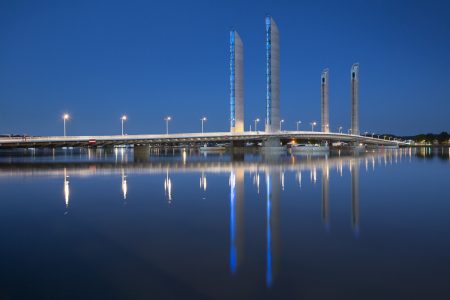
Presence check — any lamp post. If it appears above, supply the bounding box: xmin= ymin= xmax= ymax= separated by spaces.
xmin=372 ymin=133 xmax=375 ymax=138
xmin=63 ymin=113 xmax=70 ymax=137
xmin=121 ymin=115 xmax=127 ymax=136
xmin=338 ymin=126 xmax=343 ymax=134
xmin=201 ymin=117 xmax=207 ymax=134
xmin=164 ymin=116 xmax=171 ymax=135
xmin=348 ymin=128 xmax=352 ymax=135
xmin=310 ymin=121 xmax=317 ymax=132
xmin=254 ymin=118 xmax=260 ymax=132
xmin=364 ymin=131 xmax=368 ymax=137
xmin=280 ymin=119 xmax=284 ymax=131
xmin=296 ymin=120 xmax=302 ymax=131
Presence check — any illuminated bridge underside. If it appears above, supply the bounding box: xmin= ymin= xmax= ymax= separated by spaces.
xmin=0 ymin=132 xmax=405 ymax=149
xmin=0 ymin=151 xmax=397 ymax=177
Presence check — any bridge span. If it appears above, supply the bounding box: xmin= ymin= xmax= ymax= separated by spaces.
xmin=0 ymin=131 xmax=405 ymax=149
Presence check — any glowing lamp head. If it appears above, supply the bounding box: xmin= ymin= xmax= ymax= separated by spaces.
xmin=63 ymin=114 xmax=70 ymax=120
xmin=201 ymin=117 xmax=207 ymax=121
xmin=121 ymin=115 xmax=127 ymax=121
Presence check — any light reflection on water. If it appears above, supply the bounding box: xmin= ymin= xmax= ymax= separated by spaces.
xmin=0 ymin=147 xmax=449 ymax=299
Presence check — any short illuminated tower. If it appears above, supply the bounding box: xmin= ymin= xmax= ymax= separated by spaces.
xmin=265 ymin=16 xmax=280 ymax=133
xmin=230 ymin=30 xmax=244 ymax=133
xmin=321 ymin=69 xmax=330 ymax=133
xmin=351 ymin=63 xmax=360 ymax=135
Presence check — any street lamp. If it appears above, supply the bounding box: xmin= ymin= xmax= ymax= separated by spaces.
xmin=254 ymin=118 xmax=260 ymax=132
xmin=364 ymin=131 xmax=368 ymax=136
xmin=338 ymin=126 xmax=343 ymax=134
xmin=280 ymin=119 xmax=284 ymax=131
xmin=372 ymin=133 xmax=375 ymax=138
xmin=348 ymin=128 xmax=352 ymax=135
xmin=201 ymin=117 xmax=207 ymax=134
xmin=164 ymin=116 xmax=172 ymax=134
xmin=310 ymin=121 xmax=317 ymax=132
xmin=296 ymin=120 xmax=302 ymax=131
xmin=63 ymin=113 xmax=70 ymax=137
xmin=121 ymin=115 xmax=127 ymax=136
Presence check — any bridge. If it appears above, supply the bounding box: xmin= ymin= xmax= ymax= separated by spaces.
xmin=0 ymin=131 xmax=405 ymax=149
xmin=0 ymin=18 xmax=406 ymax=150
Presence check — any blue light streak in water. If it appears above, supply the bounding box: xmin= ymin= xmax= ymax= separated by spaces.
xmin=229 ymin=172 xmax=237 ymax=274
xmin=266 ymin=173 xmax=272 ymax=287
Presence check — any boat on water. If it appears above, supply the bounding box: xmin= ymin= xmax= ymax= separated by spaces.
xmin=290 ymin=144 xmax=330 ymax=153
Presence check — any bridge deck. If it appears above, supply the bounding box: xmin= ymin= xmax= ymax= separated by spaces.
xmin=0 ymin=131 xmax=404 ymax=148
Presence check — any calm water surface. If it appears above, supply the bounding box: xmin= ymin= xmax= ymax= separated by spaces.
xmin=0 ymin=147 xmax=449 ymax=299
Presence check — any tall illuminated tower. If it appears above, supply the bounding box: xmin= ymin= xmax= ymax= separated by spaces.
xmin=321 ymin=69 xmax=330 ymax=132
xmin=351 ymin=63 xmax=359 ymax=135
xmin=230 ymin=30 xmax=244 ymax=133
xmin=265 ymin=16 xmax=280 ymax=133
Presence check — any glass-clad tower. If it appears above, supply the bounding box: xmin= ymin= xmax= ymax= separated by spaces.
xmin=321 ymin=69 xmax=330 ymax=133
xmin=351 ymin=63 xmax=359 ymax=135
xmin=265 ymin=16 xmax=280 ymax=133
xmin=230 ymin=30 xmax=244 ymax=133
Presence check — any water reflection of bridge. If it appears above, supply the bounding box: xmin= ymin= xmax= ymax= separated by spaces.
xmin=0 ymin=148 xmax=425 ymax=288
xmin=0 ymin=149 xmax=413 ymax=177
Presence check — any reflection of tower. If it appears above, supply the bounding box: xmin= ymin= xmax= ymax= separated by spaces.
xmin=230 ymin=30 xmax=244 ymax=133
xmin=321 ymin=69 xmax=330 ymax=132
xmin=200 ymin=172 xmax=207 ymax=191
xmin=351 ymin=63 xmax=360 ymax=135
xmin=253 ymin=171 xmax=260 ymax=194
xmin=310 ymin=167 xmax=317 ymax=184
xmin=265 ymin=170 xmax=280 ymax=287
xmin=296 ymin=171 xmax=302 ymax=188
xmin=64 ymin=168 xmax=70 ymax=214
xmin=229 ymin=168 xmax=245 ymax=274
xmin=350 ymin=161 xmax=360 ymax=236
xmin=121 ymin=169 xmax=128 ymax=201
xmin=265 ymin=16 xmax=280 ymax=133
xmin=321 ymin=166 xmax=330 ymax=229
xmin=164 ymin=169 xmax=172 ymax=203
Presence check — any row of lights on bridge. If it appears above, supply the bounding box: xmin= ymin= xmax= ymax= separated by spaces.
xmin=61 ymin=113 xmax=397 ymax=141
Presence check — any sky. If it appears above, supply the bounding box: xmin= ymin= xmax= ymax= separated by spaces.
xmin=0 ymin=0 xmax=449 ymax=136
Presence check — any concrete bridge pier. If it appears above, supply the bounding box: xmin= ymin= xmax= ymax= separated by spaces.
xmin=133 ymin=145 xmax=150 ymax=163
xmin=231 ymin=151 xmax=245 ymax=161
xmin=261 ymin=137 xmax=286 ymax=153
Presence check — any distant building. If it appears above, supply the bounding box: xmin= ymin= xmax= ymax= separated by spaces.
xmin=230 ymin=31 xmax=244 ymax=133
xmin=265 ymin=16 xmax=280 ymax=133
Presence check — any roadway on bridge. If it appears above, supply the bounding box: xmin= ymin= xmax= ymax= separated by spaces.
xmin=0 ymin=131 xmax=404 ymax=148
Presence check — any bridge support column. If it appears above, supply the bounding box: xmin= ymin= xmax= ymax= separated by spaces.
xmin=230 ymin=140 xmax=246 ymax=155
xmin=261 ymin=138 xmax=286 ymax=153
xmin=133 ymin=145 xmax=150 ymax=163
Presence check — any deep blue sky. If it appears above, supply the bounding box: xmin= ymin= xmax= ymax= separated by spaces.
xmin=1 ymin=0 xmax=449 ymax=136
